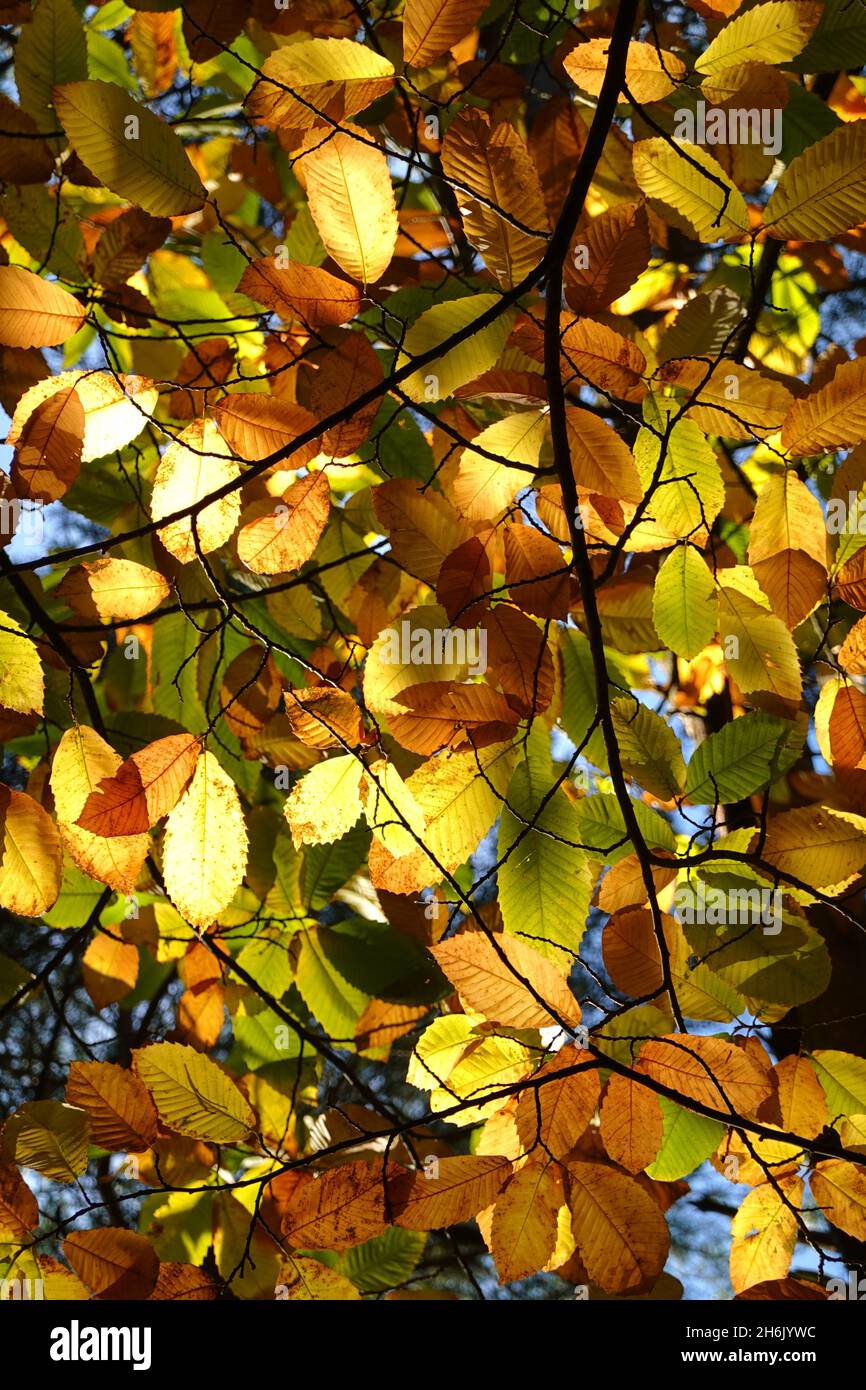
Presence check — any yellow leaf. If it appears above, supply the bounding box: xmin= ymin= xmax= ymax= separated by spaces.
xmin=284 ymin=754 xmax=364 ymax=848
xmin=4 ymin=1100 xmax=89 ymax=1183
xmin=53 ymin=79 xmax=206 ymax=216
xmin=371 ymin=479 xmax=472 ymax=586
xmin=730 ymin=1178 xmax=802 ymax=1293
xmin=633 ymin=138 xmax=749 ymax=242
xmin=162 ymin=751 xmax=248 ymax=929
xmin=717 ymin=581 xmax=803 ymax=702
xmin=696 ymin=1 xmax=821 ymax=74
xmin=362 ymin=759 xmax=426 ymax=857
xmin=566 ymin=405 xmax=643 ymax=503
xmin=0 ymin=266 xmax=85 ymax=348
xmin=766 ymin=119 xmax=866 ymax=242
xmin=57 ymin=558 xmax=170 ymax=623
xmin=275 ymin=1257 xmax=360 ymax=1301
xmin=150 ymin=418 xmax=241 ymax=564
xmin=658 ymin=359 xmax=793 ymax=441
xmin=297 ymin=128 xmax=397 ymax=285
xmin=8 ymin=372 xmax=158 ymax=463
xmin=782 ymin=355 xmax=866 ymax=455
xmin=453 ymin=410 xmax=549 ymax=520
xmin=0 ymin=611 xmax=43 ymax=715
xmin=747 ymin=471 xmax=827 ymax=628
xmin=51 ymin=726 xmax=149 ymax=895
xmin=0 ymin=786 xmax=62 ymax=917
xmin=247 ymin=37 xmax=394 ymax=130
xmin=566 ymin=38 xmax=685 ymax=101
xmin=810 ymin=1160 xmax=866 ymax=1240
xmin=760 ymin=805 xmax=866 ymax=891
xmin=133 ymin=1040 xmax=255 ymax=1143
xmin=490 ymin=1158 xmax=561 ymax=1283
xmin=398 ymin=295 xmax=516 ymax=403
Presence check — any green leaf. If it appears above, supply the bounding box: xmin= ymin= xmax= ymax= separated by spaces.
xmin=3 ymin=186 xmax=86 ymax=282
xmin=611 ymin=697 xmax=686 ymax=800
xmin=559 ymin=626 xmax=627 ymax=770
xmin=633 ymin=405 xmax=724 ymax=544
xmin=332 ymin=1228 xmax=427 ymax=1292
xmin=644 ymin=1098 xmax=724 ymax=1181
xmin=571 ymin=791 xmax=678 ymax=861
xmin=15 ymin=0 xmax=87 ymax=133
xmin=87 ymin=30 xmax=138 ymax=92
xmin=652 ymin=547 xmax=717 ymax=660
xmin=42 ymin=858 xmax=106 ymax=928
xmin=398 ymin=294 xmax=516 ymax=402
xmin=810 ymin=1050 xmax=866 ymax=1119
xmin=791 ymin=0 xmax=866 ymax=71
xmin=302 ymin=823 xmax=371 ymax=910
xmin=682 ymin=885 xmax=831 ymax=1009
xmin=684 ymin=713 xmax=802 ymax=805
xmin=293 ymin=926 xmax=371 ymax=1040
xmin=497 ymin=733 xmax=593 ymax=959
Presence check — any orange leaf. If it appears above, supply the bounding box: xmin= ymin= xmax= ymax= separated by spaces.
xmin=393 ymin=1155 xmax=513 ymax=1229
xmin=567 ymin=1160 xmax=670 ymax=1295
xmin=283 ymin=685 xmax=364 ymax=749
xmin=514 ymin=1046 xmax=600 ymax=1158
xmin=238 ymin=257 xmax=361 ymax=328
xmin=638 ymin=1034 xmax=773 ymax=1117
xmin=65 ymin=1060 xmax=158 ymax=1152
xmin=77 ymin=733 xmax=200 ymax=837
xmin=600 ymin=1072 xmax=664 ymax=1173
xmin=237 ymin=471 xmax=331 ymax=575
xmin=213 ymin=392 xmax=320 ymax=468
xmin=282 ymin=1159 xmax=405 ymax=1250
xmin=433 ymin=930 xmax=580 ymax=1029
xmin=0 ymin=266 xmax=85 ymax=348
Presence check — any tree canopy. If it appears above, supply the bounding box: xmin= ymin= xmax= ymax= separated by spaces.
xmin=2 ymin=0 xmax=866 ymax=1303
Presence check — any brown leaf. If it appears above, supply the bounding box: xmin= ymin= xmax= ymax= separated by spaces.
xmin=11 ymin=383 xmax=84 ymax=502
xmin=63 ymin=1228 xmax=159 ymax=1300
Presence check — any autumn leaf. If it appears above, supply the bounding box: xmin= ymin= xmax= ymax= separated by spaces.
xmin=162 ymin=751 xmax=248 ymax=929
